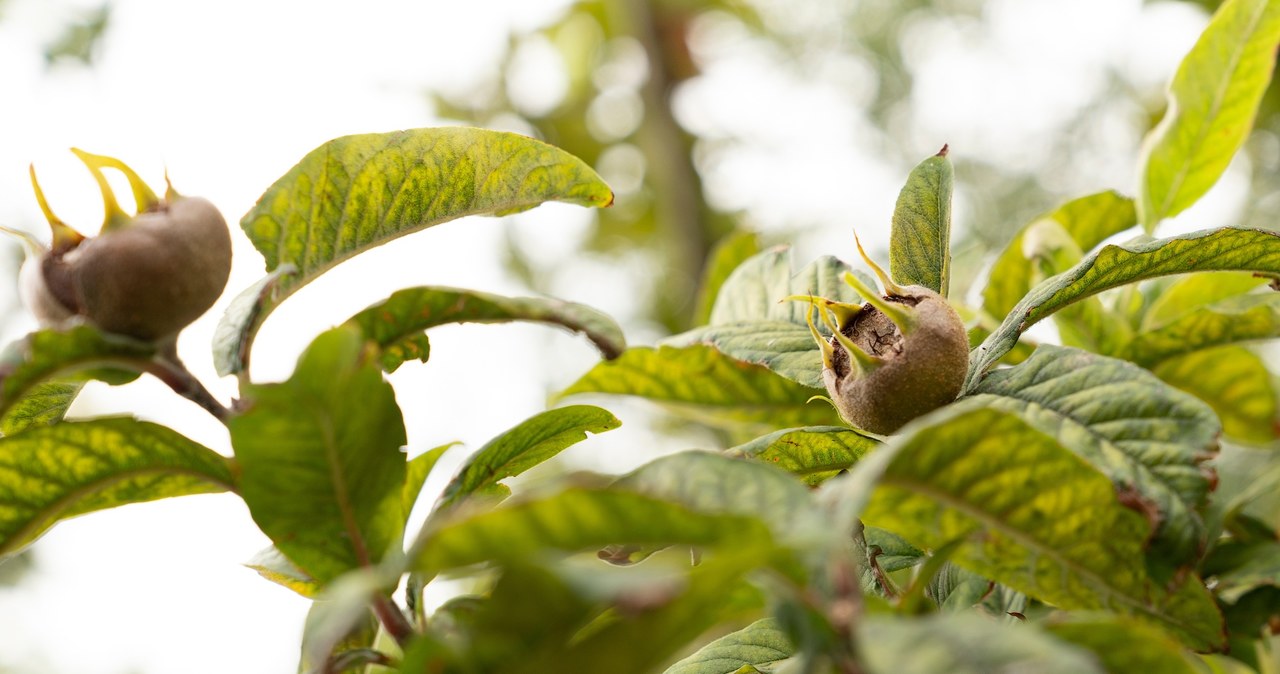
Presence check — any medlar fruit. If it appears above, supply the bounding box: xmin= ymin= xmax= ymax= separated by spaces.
xmin=17 ymin=149 xmax=232 ymax=342
xmin=796 ymin=236 xmax=969 ymax=435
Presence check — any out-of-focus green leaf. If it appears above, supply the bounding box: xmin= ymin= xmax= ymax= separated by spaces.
xmin=439 ymin=406 xmax=620 ymax=511
xmin=854 ymin=406 xmax=1225 ymax=650
xmin=695 ymin=231 xmax=762 ymax=327
xmin=212 ymin=265 xmax=296 ymax=377
xmin=244 ymin=546 xmax=319 ymax=598
xmin=0 ymin=326 xmax=150 ymax=421
xmin=345 ymin=286 xmax=625 ymax=372
xmin=229 ymin=327 xmax=408 ymax=584
xmin=865 ymin=526 xmax=925 ymax=573
xmin=408 ymin=488 xmax=771 ymax=576
xmin=1140 ymin=272 xmax=1268 ymax=330
xmin=1137 ymin=0 xmax=1280 ymax=229
xmin=241 ymin=127 xmax=613 ymax=323
xmin=1122 ymin=293 xmax=1280 ymax=366
xmin=1045 ymin=616 xmax=1199 ymax=674
xmin=0 ymin=418 xmax=234 ymax=557
xmin=1155 ymin=346 xmax=1278 ymax=445
xmin=664 ymin=618 xmax=792 ymax=674
xmin=1203 ymin=540 xmax=1280 ymax=602
xmin=0 ymin=381 xmax=82 ymax=436
xmin=968 ymin=227 xmax=1280 ymax=388
xmin=963 ymin=345 xmax=1220 ymax=567
xmin=404 ymin=442 xmax=456 ymax=516
xmin=983 ymin=191 xmax=1136 ymax=320
xmin=559 ymin=345 xmax=841 ymax=432
xmin=42 ymin=5 xmax=110 ymax=66
xmin=890 ymin=147 xmax=952 ymax=295
xmin=298 ymin=568 xmax=390 ymax=671
xmin=725 ymin=426 xmax=878 ymax=486
xmin=860 ymin=613 xmax=1102 ymax=674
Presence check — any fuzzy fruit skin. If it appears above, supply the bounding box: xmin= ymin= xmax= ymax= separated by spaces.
xmin=822 ymin=285 xmax=968 ymax=434
xmin=39 ymin=197 xmax=232 ymax=341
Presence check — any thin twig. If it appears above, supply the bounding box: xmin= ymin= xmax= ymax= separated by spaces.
xmin=370 ymin=593 xmax=414 ymax=648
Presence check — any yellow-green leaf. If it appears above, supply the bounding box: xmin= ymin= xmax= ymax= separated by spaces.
xmin=726 ymin=426 xmax=878 ymax=486
xmin=1122 ymin=293 xmax=1280 ymax=366
xmin=890 ymin=147 xmax=953 ymax=295
xmin=0 ymin=418 xmax=234 ymax=557
xmin=694 ymin=231 xmax=762 ymax=327
xmin=1045 ymin=616 xmax=1200 ymax=674
xmin=0 ymin=326 xmax=151 ymax=423
xmin=1138 ymin=0 xmax=1280 ymax=229
xmin=244 ymin=545 xmax=319 ymax=598
xmin=0 ymin=381 xmax=83 ymax=436
xmin=860 ymin=613 xmax=1103 ymax=674
xmin=1154 ymin=346 xmax=1279 ymax=445
xmin=664 ymin=618 xmax=792 ymax=674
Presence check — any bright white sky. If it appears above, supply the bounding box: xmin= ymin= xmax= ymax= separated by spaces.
xmin=0 ymin=0 xmax=1223 ymax=672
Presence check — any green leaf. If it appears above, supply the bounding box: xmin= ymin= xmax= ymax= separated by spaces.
xmin=1137 ymin=0 xmax=1280 ymax=229
xmin=695 ymin=231 xmax=762 ymax=327
xmin=404 ymin=442 xmax=456 ymax=515
xmin=1121 ymin=293 xmax=1280 ymax=366
xmin=983 ymin=191 xmax=1137 ymax=321
xmin=0 ymin=326 xmax=151 ymax=422
xmin=229 ymin=327 xmax=408 ymax=583
xmin=1140 ymin=272 xmax=1268 ymax=331
xmin=665 ymin=323 xmax=828 ymax=390
xmin=345 ymin=286 xmax=625 ymax=372
xmin=1045 ymin=616 xmax=1199 ymax=674
xmin=439 ymin=405 xmax=620 ymax=511
xmin=1153 ymin=346 xmax=1278 ymax=445
xmin=244 ymin=546 xmax=320 ymax=598
xmin=211 ymin=264 xmax=296 ymax=377
xmin=241 ymin=127 xmax=613 ymax=320
xmin=559 ymin=345 xmax=841 ymax=432
xmin=725 ymin=426 xmax=878 ymax=486
xmin=0 ymin=418 xmax=234 ymax=557
xmin=408 ymin=487 xmax=771 ymax=576
xmin=1203 ymin=540 xmax=1280 ymax=602
xmin=664 ymin=618 xmax=792 ymax=674
xmin=968 ymin=227 xmax=1280 ymax=388
xmin=298 ymin=568 xmax=390 ymax=671
xmin=889 ymin=146 xmax=953 ymax=295
xmin=855 ymin=406 xmax=1225 ymax=650
xmin=860 ymin=613 xmax=1103 ymax=674
xmin=0 ymin=381 xmax=83 ymax=436
xmin=963 ymin=345 xmax=1220 ymax=567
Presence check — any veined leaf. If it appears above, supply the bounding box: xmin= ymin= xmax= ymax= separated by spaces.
xmin=244 ymin=545 xmax=319 ymax=598
xmin=666 ymin=322 xmax=828 ymax=389
xmin=408 ymin=488 xmax=770 ymax=576
xmin=708 ymin=248 xmax=867 ymax=327
xmin=559 ymin=345 xmax=841 ymax=432
xmin=0 ymin=381 xmax=83 ymax=436
xmin=229 ymin=326 xmax=408 ymax=583
xmin=983 ymin=191 xmax=1137 ymax=321
xmin=1154 ymin=346 xmax=1278 ymax=445
xmin=438 ymin=405 xmax=620 ymax=511
xmin=968 ymin=227 xmax=1280 ymax=388
xmin=855 ymin=406 xmax=1224 ymax=650
xmin=1140 ymin=272 xmax=1268 ymax=331
xmin=963 ymin=345 xmax=1220 ymax=567
xmin=0 ymin=326 xmax=151 ymax=422
xmin=0 ymin=418 xmax=234 ymax=557
xmin=345 ymin=286 xmax=625 ymax=372
xmin=664 ymin=618 xmax=792 ymax=674
xmin=695 ymin=231 xmax=762 ymax=327
xmin=726 ymin=426 xmax=878 ymax=486
xmin=211 ymin=264 xmax=296 ymax=377
xmin=1046 ymin=616 xmax=1200 ymax=674
xmin=1138 ymin=0 xmax=1280 ymax=229
xmin=860 ymin=613 xmax=1103 ymax=674
xmin=1120 ymin=293 xmax=1280 ymax=367
xmin=241 ymin=127 xmax=612 ymax=322
xmin=890 ymin=146 xmax=953 ymax=295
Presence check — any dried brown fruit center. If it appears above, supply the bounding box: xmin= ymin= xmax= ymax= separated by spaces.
xmin=829 ymin=296 xmax=918 ymax=376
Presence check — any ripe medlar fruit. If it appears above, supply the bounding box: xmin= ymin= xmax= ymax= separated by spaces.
xmin=795 ymin=236 xmax=968 ymax=435
xmin=17 ymin=149 xmax=232 ymax=342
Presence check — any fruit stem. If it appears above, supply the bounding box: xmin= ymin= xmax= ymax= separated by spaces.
xmin=146 ymin=348 xmax=230 ymax=421
xmin=70 ymin=148 xmax=160 ymax=213
xmin=69 ymin=148 xmax=132 ymax=232
xmin=841 ymin=271 xmax=917 ymax=334
xmin=28 ymin=165 xmax=85 ymax=253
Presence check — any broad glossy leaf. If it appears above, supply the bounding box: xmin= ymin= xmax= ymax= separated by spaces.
xmin=1138 ymin=0 xmax=1280 ymax=229
xmin=963 ymin=345 xmax=1220 ymax=566
xmin=0 ymin=326 xmax=150 ymax=421
xmin=968 ymin=227 xmax=1280 ymax=388
xmin=665 ymin=618 xmax=792 ymax=674
xmin=0 ymin=418 xmax=234 ymax=557
xmin=229 ymin=327 xmax=408 ymax=583
xmin=1046 ymin=616 xmax=1199 ymax=674
xmin=1122 ymin=293 xmax=1280 ymax=366
xmin=855 ymin=406 xmax=1225 ymax=650
xmin=725 ymin=426 xmax=877 ymax=486
xmin=559 ymin=345 xmax=842 ymax=432
xmin=860 ymin=613 xmax=1102 ymax=674
xmin=244 ymin=546 xmax=319 ymax=598
xmin=439 ymin=405 xmax=620 ymax=511
xmin=695 ymin=231 xmax=762 ymax=327
xmin=408 ymin=488 xmax=770 ymax=576
xmin=1154 ymin=346 xmax=1278 ymax=445
xmin=983 ymin=191 xmax=1137 ymax=320
xmin=212 ymin=264 xmax=296 ymax=377
xmin=889 ymin=147 xmax=952 ymax=295
xmin=345 ymin=286 xmax=625 ymax=372
xmin=242 ymin=127 xmax=612 ymax=310
xmin=0 ymin=381 xmax=82 ymax=436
